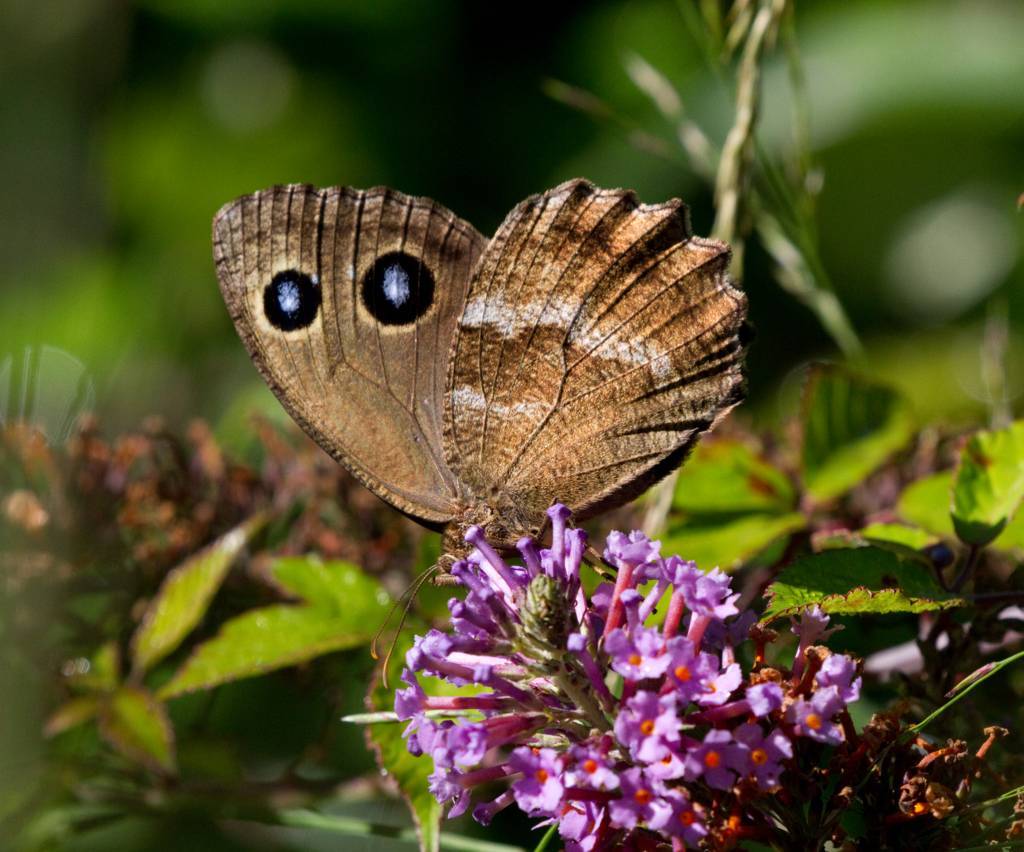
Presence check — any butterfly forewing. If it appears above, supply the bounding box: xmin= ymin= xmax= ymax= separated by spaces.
xmin=213 ymin=184 xmax=486 ymax=524
xmin=444 ymin=179 xmax=746 ymax=535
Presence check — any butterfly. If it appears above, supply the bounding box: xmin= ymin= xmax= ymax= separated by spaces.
xmin=213 ymin=179 xmax=747 ymax=573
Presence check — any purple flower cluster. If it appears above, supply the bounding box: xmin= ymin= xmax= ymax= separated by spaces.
xmin=395 ymin=506 xmax=861 ymax=849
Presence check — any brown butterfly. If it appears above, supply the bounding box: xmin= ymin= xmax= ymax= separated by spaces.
xmin=213 ymin=179 xmax=747 ymax=572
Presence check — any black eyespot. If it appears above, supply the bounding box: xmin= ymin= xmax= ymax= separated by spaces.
xmin=264 ymin=270 xmax=320 ymax=331
xmin=361 ymin=251 xmax=434 ymax=326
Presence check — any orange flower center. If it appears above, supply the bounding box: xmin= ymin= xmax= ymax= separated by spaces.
xmin=680 ymin=811 xmax=696 ymax=826
xmin=704 ymin=750 xmax=721 ymax=769
xmin=674 ymin=665 xmax=691 ymax=682
xmin=640 ymin=719 xmax=655 ymax=736
xmin=634 ymin=788 xmax=652 ymax=806
xmin=805 ymin=713 xmax=823 ymax=731
xmin=661 ymin=754 xmax=673 ymax=765
xmin=628 ymin=653 xmax=642 ymax=666
xmin=536 ymin=769 xmax=549 ymax=783
xmin=583 ymin=759 xmax=598 ymax=774
xmin=751 ymin=748 xmax=768 ymax=766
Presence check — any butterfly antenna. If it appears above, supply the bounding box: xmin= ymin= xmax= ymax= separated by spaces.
xmin=371 ymin=562 xmax=443 ymax=687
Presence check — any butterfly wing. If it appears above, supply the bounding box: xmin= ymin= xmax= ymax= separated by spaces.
xmin=214 ymin=184 xmax=485 ymax=525
xmin=444 ymin=179 xmax=747 ymax=535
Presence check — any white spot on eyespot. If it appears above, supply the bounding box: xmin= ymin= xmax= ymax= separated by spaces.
xmin=382 ymin=263 xmax=410 ymax=308
xmin=277 ymin=279 xmax=301 ymax=314
xmin=311 ymin=274 xmax=319 ymax=286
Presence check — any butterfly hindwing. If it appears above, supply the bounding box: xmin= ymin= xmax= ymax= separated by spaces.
xmin=214 ymin=184 xmax=486 ymax=524
xmin=444 ymin=179 xmax=747 ymax=536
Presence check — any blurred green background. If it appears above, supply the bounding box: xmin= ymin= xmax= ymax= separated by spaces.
xmin=2 ymin=0 xmax=1021 ymax=439
xmin=1 ymin=1 xmax=1023 ymax=850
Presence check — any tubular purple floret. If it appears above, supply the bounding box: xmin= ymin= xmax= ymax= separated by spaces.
xmin=547 ymin=502 xmax=573 ymax=579
xmin=465 ymin=525 xmax=522 ymax=601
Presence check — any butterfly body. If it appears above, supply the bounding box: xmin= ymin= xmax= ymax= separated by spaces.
xmin=213 ymin=179 xmax=747 ymax=570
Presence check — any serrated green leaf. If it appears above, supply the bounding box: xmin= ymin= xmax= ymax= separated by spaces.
xmin=131 ymin=513 xmax=268 ymax=674
xmin=763 ymin=546 xmax=964 ymax=621
xmin=859 ymin=522 xmax=938 ymax=550
xmin=951 ymin=421 xmax=1024 ymax=546
xmin=159 ymin=560 xmax=390 ymax=699
xmin=366 ymin=630 xmax=440 ymax=852
xmin=662 ymin=512 xmax=805 ymax=571
xmin=800 ymin=366 xmax=914 ymax=503
xmin=98 ymin=686 xmax=175 ymax=773
xmin=673 ymin=439 xmax=796 ymax=513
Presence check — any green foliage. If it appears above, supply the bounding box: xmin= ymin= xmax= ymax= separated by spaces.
xmin=800 ymin=366 xmax=915 ymax=503
xmin=763 ymin=546 xmax=964 ymax=621
xmin=97 ymin=687 xmax=176 ymax=774
xmin=666 ymin=440 xmax=802 ymax=570
xmin=663 ymin=511 xmax=805 ymax=572
xmin=131 ymin=514 xmax=268 ymax=674
xmin=951 ymin=421 xmax=1024 ymax=546
xmin=160 ymin=558 xmax=390 ymax=698
xmin=897 ymin=464 xmax=1024 ymax=553
xmin=858 ymin=522 xmax=938 ymax=550
xmin=673 ymin=440 xmax=795 ymax=513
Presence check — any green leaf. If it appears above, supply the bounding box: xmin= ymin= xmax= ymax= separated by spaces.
xmin=365 ymin=630 xmax=441 ymax=852
xmin=131 ymin=513 xmax=268 ymax=674
xmin=98 ymin=686 xmax=175 ymax=773
xmin=673 ymin=439 xmax=796 ymax=513
xmin=763 ymin=546 xmax=964 ymax=622
xmin=951 ymin=421 xmax=1024 ymax=546
xmin=662 ymin=512 xmax=805 ymax=571
xmin=897 ymin=471 xmax=955 ymax=536
xmin=897 ymin=467 xmax=1024 ymax=553
xmin=859 ymin=522 xmax=939 ymax=550
xmin=800 ymin=366 xmax=914 ymax=503
xmin=43 ymin=696 xmax=100 ymax=738
xmin=159 ymin=558 xmax=390 ymax=698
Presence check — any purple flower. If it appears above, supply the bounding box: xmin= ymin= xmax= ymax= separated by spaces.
xmin=386 ymin=504 xmax=868 ymax=846
xmin=791 ymin=606 xmax=841 ymax=676
xmin=746 ymin=682 xmax=785 ymax=717
xmin=428 ymin=766 xmax=471 ymax=817
xmin=791 ymin=605 xmax=839 ymax=645
xmin=606 ymin=626 xmax=670 ymax=681
xmin=614 ymin=690 xmax=680 ymax=763
xmin=645 ymin=747 xmax=686 ymax=781
xmin=604 ymin=529 xmax=661 ymax=569
xmin=508 ymin=747 xmax=566 ymax=816
xmin=683 ymin=567 xmax=740 ymax=620
xmin=559 ymin=800 xmax=605 ymax=852
xmin=567 ymin=744 xmax=619 ymax=791
xmin=817 ymin=654 xmax=862 ymax=704
xmin=696 ymin=661 xmax=743 ymax=707
xmin=664 ymin=637 xmax=717 ymax=703
xmin=733 ymin=723 xmax=793 ymax=789
xmin=446 ymin=721 xmax=489 ymax=769
xmin=788 ymin=687 xmax=846 ymax=745
xmin=394 ymin=669 xmax=426 ymax=720
xmin=608 ymin=767 xmax=665 ymax=830
xmin=684 ymin=728 xmax=748 ymax=790
xmin=649 ymin=789 xmax=708 ymax=846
